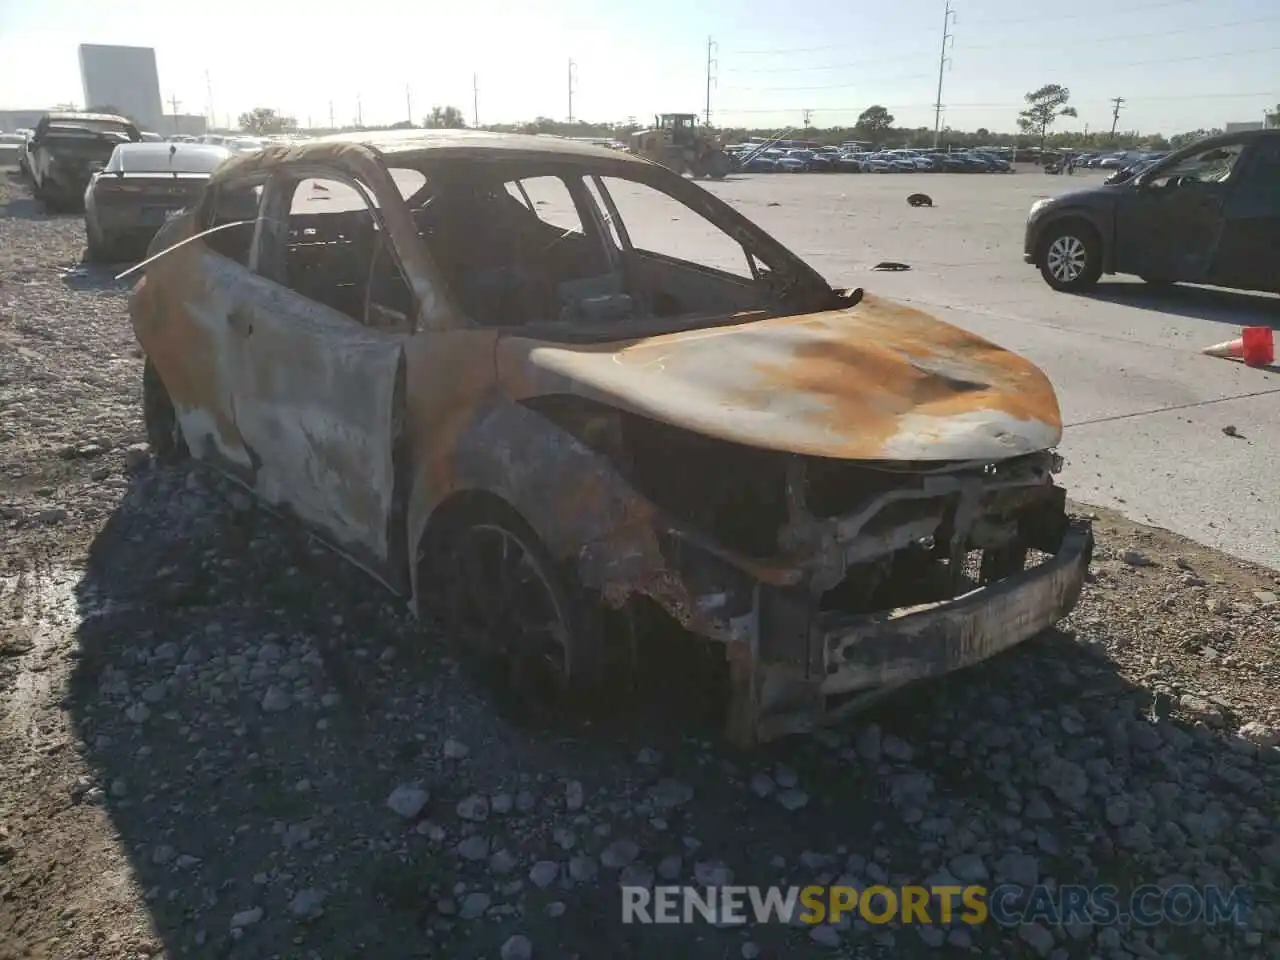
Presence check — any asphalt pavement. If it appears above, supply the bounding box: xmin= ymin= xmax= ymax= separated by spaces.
xmin=694 ymin=169 xmax=1279 ymax=568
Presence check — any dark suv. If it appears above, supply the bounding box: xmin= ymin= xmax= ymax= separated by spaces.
xmin=1024 ymin=130 xmax=1280 ymax=293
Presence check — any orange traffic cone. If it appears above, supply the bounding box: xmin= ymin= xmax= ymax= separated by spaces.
xmin=1202 ymin=337 xmax=1244 ymax=359
xmin=1202 ymin=327 xmax=1275 ymax=367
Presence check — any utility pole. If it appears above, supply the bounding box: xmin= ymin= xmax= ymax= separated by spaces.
xmin=406 ymin=85 xmax=413 ymax=125
xmin=473 ymin=73 xmax=480 ymax=128
xmin=1109 ymin=96 xmax=1125 ymax=141
xmin=168 ymin=95 xmax=181 ymax=136
xmin=932 ymin=0 xmax=956 ymax=148
xmin=802 ymin=108 xmax=812 ymax=128
xmin=568 ymin=58 xmax=577 ymax=123
xmin=705 ymin=36 xmax=717 ymax=125
xmin=205 ymin=70 xmax=214 ymax=126
xmin=356 ymin=93 xmax=363 ymax=128
xmin=328 ymin=100 xmax=335 ymax=130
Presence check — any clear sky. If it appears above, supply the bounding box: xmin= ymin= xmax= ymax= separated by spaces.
xmin=1 ymin=0 xmax=1277 ymax=133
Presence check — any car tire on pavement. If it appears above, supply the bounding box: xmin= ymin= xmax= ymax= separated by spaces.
xmin=143 ymin=358 xmax=189 ymax=464
xmin=84 ymin=219 xmax=117 ymax=264
xmin=1038 ymin=221 xmax=1103 ymax=292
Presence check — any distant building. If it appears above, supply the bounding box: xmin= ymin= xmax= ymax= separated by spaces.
xmin=78 ymin=44 xmax=165 ymax=131
xmin=1224 ymin=121 xmax=1264 ymax=133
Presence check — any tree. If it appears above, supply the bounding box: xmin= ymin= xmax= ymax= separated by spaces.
xmin=1017 ymin=84 xmax=1077 ymax=150
xmin=854 ymin=105 xmax=894 ymax=139
xmin=388 ymin=119 xmax=415 ymax=129
xmin=237 ymin=107 xmax=297 ymax=135
xmin=424 ymin=106 xmax=466 ymax=129
xmin=1167 ymin=128 xmax=1223 ymax=150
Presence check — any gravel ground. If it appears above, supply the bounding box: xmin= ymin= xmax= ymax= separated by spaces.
xmin=2 ymin=168 xmax=1279 ymax=960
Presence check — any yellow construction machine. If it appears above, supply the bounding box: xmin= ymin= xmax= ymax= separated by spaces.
xmin=628 ymin=113 xmax=733 ymax=179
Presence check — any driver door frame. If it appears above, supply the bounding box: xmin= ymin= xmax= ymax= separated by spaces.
xmin=218 ymin=163 xmax=416 ymax=593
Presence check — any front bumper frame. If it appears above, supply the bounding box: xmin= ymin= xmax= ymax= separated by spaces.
xmin=728 ymin=520 xmax=1094 ymax=744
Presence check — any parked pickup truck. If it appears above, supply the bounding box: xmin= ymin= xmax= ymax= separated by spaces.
xmin=26 ymin=112 xmax=142 ymax=212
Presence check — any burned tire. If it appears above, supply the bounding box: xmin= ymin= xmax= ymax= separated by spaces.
xmin=1037 ymin=220 xmax=1102 ymax=292
xmin=84 ymin=217 xmax=118 ymax=264
xmin=424 ymin=499 xmax=605 ymax=718
xmin=143 ymin=358 xmax=189 ymax=464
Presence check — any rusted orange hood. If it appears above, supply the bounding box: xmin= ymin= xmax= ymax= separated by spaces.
xmin=498 ymin=294 xmax=1063 ymax=461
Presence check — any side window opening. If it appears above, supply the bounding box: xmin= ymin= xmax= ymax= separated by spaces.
xmin=415 ymin=172 xmax=616 ymax=326
xmin=279 ymin=175 xmax=412 ymax=326
xmin=594 ymin=176 xmax=753 ymax=279
xmin=1147 ymin=143 xmax=1244 ymax=189
xmin=204 ymin=182 xmax=263 ymax=265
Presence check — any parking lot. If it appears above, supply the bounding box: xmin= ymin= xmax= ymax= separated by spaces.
xmin=684 ymin=170 xmax=1280 ymax=569
xmin=2 ymin=160 xmax=1279 ymax=960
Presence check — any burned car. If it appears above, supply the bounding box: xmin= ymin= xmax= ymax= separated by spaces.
xmin=129 ymin=130 xmax=1093 ymax=745
xmin=27 ymin=111 xmax=142 ymax=212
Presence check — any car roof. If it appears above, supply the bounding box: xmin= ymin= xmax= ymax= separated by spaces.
xmin=208 ymin=127 xmax=650 ymax=190
xmin=44 ymin=111 xmax=132 ymax=124
xmin=1173 ymin=128 xmax=1280 ymax=154
xmin=315 ymin=128 xmax=646 ymax=163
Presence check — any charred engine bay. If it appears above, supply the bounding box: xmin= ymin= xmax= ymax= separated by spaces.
xmin=528 ymin=395 xmax=1067 ymax=613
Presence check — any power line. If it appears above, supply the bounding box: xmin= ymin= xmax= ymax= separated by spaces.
xmin=721 ymin=69 xmax=934 ymax=93
xmin=957 ymin=13 xmax=1280 ymax=52
xmin=720 ymin=42 xmax=1280 ymax=94
xmin=705 ymin=36 xmax=717 ymax=124
xmin=567 ymin=58 xmax=577 ymax=123
xmin=961 ymin=0 xmax=1201 ymax=27
xmin=721 ymin=48 xmax=937 ymax=75
xmin=933 ymin=0 xmax=956 ymax=148
xmin=723 ymin=14 xmax=1280 ymax=72
xmin=715 ymin=90 xmax=1278 ymax=115
xmin=725 ymin=0 xmax=1248 ymax=56
xmin=1110 ymin=96 xmax=1126 ymax=139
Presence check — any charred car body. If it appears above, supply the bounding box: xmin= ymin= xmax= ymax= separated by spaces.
xmin=26 ymin=111 xmax=142 ymax=212
xmin=129 ymin=130 xmax=1093 ymax=744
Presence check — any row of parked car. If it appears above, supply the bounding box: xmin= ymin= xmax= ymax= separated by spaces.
xmin=1044 ymin=149 xmax=1169 ymax=172
xmin=729 ymin=145 xmax=1015 ymax=174
xmin=9 ymin=111 xmax=311 ymax=214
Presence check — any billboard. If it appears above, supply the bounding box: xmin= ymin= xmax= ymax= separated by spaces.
xmin=78 ymin=44 xmax=165 ymax=132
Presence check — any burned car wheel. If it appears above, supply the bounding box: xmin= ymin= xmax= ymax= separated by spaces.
xmin=434 ymin=504 xmax=602 ymax=715
xmin=1038 ymin=221 xmax=1102 ymax=292
xmin=84 ymin=218 xmax=118 ymax=264
xmin=143 ymin=358 xmax=189 ymax=463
